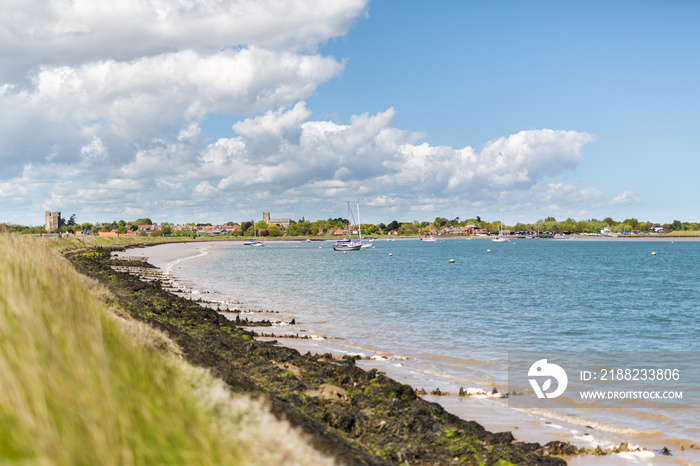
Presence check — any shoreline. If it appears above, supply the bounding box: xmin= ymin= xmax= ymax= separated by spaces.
xmin=253 ymin=335 xmax=691 ymax=466
xmin=68 ymin=242 xmax=592 ymax=464
xmin=109 ymin=241 xmax=696 ymax=465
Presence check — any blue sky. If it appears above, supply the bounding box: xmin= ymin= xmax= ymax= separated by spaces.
xmin=310 ymin=1 xmax=700 ymax=221
xmin=1 ymin=1 xmax=698 ymax=226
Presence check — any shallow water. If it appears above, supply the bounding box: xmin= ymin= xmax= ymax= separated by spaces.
xmin=129 ymin=238 xmax=700 ymax=464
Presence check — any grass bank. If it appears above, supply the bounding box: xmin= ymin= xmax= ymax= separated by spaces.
xmin=0 ymin=234 xmax=331 ymax=465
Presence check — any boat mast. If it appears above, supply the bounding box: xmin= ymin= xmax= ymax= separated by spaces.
xmin=357 ymin=203 xmax=362 ymax=243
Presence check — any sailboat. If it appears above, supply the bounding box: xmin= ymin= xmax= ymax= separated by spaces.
xmin=333 ymin=203 xmax=363 ymax=251
xmin=243 ymin=222 xmax=265 ymax=246
xmin=491 ymin=221 xmax=509 ymax=242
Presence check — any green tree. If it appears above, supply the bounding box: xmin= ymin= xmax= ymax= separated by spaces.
xmin=625 ymin=218 xmax=639 ymax=231
xmin=309 ymin=222 xmax=320 ymax=235
xmin=116 ymin=226 xmax=128 ymax=235
xmin=364 ymin=224 xmax=378 ymax=235
xmin=562 ymin=218 xmax=576 ymax=232
xmin=433 ymin=217 xmax=449 ymax=228
xmin=398 ymin=223 xmax=419 ymax=235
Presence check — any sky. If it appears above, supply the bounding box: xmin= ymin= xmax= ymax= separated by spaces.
xmin=1 ymin=0 xmax=699 ymax=226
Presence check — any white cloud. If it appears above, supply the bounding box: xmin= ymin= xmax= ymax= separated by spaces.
xmin=1 ymin=94 xmax=604 ymax=223
xmin=0 ymin=0 xmax=367 ymax=82
xmin=611 ymin=191 xmax=641 ymax=206
xmin=0 ymin=0 xmax=614 ymax=225
xmin=0 ymin=48 xmax=345 ymax=179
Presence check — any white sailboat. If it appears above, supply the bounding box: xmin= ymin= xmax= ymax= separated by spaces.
xmin=491 ymin=221 xmax=509 ymax=242
xmin=243 ymin=222 xmax=265 ymax=246
xmin=333 ymin=203 xmax=362 ymax=251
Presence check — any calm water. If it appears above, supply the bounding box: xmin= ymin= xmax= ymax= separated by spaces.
xmin=143 ymin=237 xmax=700 ymax=461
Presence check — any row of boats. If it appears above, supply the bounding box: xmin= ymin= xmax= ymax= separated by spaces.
xmin=245 ymin=208 xmax=512 ymax=248
xmin=243 ymin=203 xmax=371 ymax=251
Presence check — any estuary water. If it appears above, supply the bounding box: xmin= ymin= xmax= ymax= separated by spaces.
xmin=133 ymin=237 xmax=700 ymax=464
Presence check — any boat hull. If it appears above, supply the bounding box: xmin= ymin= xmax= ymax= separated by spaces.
xmin=333 ymin=243 xmax=362 ymax=251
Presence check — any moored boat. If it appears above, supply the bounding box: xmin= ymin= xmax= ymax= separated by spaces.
xmin=333 ymin=202 xmax=364 ymax=251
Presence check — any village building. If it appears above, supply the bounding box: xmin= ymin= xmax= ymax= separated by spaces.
xmin=45 ymin=211 xmax=61 ymax=231
xmin=262 ymin=212 xmax=291 ymax=228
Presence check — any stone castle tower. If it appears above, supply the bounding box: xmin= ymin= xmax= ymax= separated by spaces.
xmin=45 ymin=211 xmax=61 ymax=231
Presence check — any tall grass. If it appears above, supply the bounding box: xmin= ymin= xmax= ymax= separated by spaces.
xmin=0 ymin=234 xmax=332 ymax=465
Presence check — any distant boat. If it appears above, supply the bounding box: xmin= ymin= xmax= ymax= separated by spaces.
xmin=333 ymin=239 xmax=362 ymax=251
xmin=333 ymin=203 xmax=363 ymax=251
xmin=421 ymin=236 xmax=436 ymax=242
xmin=492 ymin=222 xmax=509 ymax=242
xmin=244 ymin=222 xmax=265 ymax=246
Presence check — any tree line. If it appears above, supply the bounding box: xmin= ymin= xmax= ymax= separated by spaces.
xmin=2 ymin=215 xmax=698 ymax=236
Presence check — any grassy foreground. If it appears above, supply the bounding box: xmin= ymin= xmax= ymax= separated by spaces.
xmin=0 ymin=234 xmax=331 ymax=465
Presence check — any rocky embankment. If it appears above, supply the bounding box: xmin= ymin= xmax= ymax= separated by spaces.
xmin=68 ymin=247 xmax=587 ymax=465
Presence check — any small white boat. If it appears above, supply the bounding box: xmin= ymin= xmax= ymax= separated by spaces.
xmin=491 ymin=221 xmax=509 ymax=242
xmin=421 ymin=236 xmax=436 ymax=242
xmin=244 ymin=223 xmax=264 ymax=246
xmin=244 ymin=239 xmax=264 ymax=245
xmin=333 ymin=238 xmax=362 ymax=251
xmin=333 ymin=203 xmax=363 ymax=252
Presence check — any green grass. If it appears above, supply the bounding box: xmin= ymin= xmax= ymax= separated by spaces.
xmin=665 ymin=230 xmax=700 ymax=237
xmin=0 ymin=234 xmax=331 ymax=465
